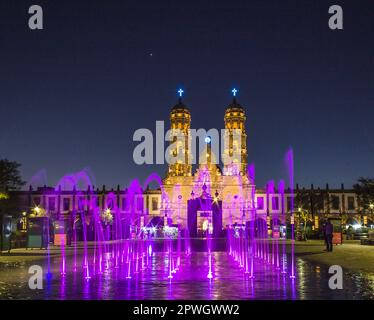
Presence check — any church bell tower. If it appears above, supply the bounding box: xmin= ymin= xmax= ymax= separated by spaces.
xmin=167 ymin=89 xmax=192 ymax=177
xmin=223 ymin=89 xmax=248 ymax=176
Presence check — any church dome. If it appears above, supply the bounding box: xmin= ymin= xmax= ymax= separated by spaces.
xmin=171 ymin=98 xmax=190 ymax=114
xmin=225 ymin=98 xmax=245 ymax=114
xmin=170 ymin=98 xmax=191 ymax=124
xmin=224 ymin=98 xmax=246 ymax=125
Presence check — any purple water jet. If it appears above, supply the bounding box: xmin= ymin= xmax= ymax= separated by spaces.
xmin=285 ymin=148 xmax=296 ymax=279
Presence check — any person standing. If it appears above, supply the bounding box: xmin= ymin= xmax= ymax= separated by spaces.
xmin=347 ymin=225 xmax=353 ymax=240
xmin=322 ymin=222 xmax=327 ymax=249
xmin=325 ymin=219 xmax=334 ymax=252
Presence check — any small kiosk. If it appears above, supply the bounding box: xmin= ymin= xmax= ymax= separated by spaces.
xmin=53 ymin=219 xmax=71 ymax=246
xmin=27 ymin=217 xmax=50 ymax=249
xmin=272 ymin=225 xmax=281 ymax=239
xmin=0 ymin=215 xmax=12 ymax=251
xmin=330 ymin=218 xmax=343 ymax=245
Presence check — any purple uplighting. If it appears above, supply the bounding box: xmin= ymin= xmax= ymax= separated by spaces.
xmin=28 ymin=160 xmax=300 ymax=300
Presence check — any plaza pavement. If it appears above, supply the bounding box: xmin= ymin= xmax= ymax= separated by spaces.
xmin=1 ymin=240 xmax=373 ymax=275
xmin=291 ymin=240 xmax=374 ymax=275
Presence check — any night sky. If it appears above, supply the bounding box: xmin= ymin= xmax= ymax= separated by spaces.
xmin=0 ymin=0 xmax=373 ymax=190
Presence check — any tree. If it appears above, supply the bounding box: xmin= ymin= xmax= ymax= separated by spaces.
xmin=0 ymin=159 xmax=25 ymax=216
xmin=353 ymin=178 xmax=374 ymax=222
xmin=294 ymin=188 xmax=331 ymax=239
xmin=0 ymin=159 xmax=25 ymax=192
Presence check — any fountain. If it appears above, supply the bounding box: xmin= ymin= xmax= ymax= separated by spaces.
xmin=24 ymin=152 xmax=297 ymax=299
xmin=285 ymin=148 xmax=296 ymax=279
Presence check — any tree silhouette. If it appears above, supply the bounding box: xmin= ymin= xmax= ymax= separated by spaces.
xmin=0 ymin=159 xmax=25 ymax=216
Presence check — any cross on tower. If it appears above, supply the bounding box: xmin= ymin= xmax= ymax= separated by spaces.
xmin=178 ymin=88 xmax=184 ymax=97
xmin=231 ymin=88 xmax=238 ymax=97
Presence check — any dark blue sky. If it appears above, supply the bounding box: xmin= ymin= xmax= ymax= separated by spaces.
xmin=0 ymin=0 xmax=373 ymax=189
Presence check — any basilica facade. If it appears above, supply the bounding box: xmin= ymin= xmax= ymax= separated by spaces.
xmin=160 ymin=96 xmax=254 ymax=230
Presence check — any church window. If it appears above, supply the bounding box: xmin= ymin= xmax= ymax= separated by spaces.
xmin=272 ymin=197 xmax=279 ymax=210
xmin=257 ymin=197 xmax=264 ymax=210
xmin=33 ymin=196 xmax=41 ymax=206
xmin=48 ymin=197 xmax=56 ymax=211
xmin=331 ymin=196 xmax=340 ymax=210
xmin=152 ymin=197 xmax=159 ymax=211
xmin=78 ymin=196 xmax=85 ymax=210
xmin=63 ymin=198 xmax=71 ymax=211
xmin=347 ymin=196 xmax=355 ymax=210
xmin=121 ymin=197 xmax=127 ymax=211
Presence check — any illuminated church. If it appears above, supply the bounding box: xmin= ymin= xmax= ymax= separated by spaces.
xmin=13 ymin=90 xmax=362 ymax=238
xmin=158 ymin=91 xmax=254 ymax=230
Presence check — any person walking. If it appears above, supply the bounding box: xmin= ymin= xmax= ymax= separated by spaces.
xmin=325 ymin=219 xmax=334 ymax=252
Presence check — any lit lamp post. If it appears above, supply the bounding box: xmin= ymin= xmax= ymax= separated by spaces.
xmin=368 ymin=203 xmax=374 ymax=227
xmin=297 ymin=207 xmax=303 ymax=241
xmin=32 ymin=205 xmax=44 ymax=216
xmin=20 ymin=211 xmax=28 ymax=233
xmin=0 ymin=192 xmax=9 ymax=200
xmin=102 ymin=208 xmax=113 ymax=240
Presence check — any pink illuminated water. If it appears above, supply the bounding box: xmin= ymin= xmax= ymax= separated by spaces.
xmin=285 ymin=148 xmax=296 ymax=279
xmin=27 ymin=160 xmax=300 ymax=299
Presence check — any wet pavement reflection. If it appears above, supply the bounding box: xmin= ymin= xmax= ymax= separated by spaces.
xmin=0 ymin=252 xmax=373 ymax=300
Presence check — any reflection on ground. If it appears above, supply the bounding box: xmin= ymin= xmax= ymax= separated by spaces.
xmin=0 ymin=251 xmax=373 ymax=300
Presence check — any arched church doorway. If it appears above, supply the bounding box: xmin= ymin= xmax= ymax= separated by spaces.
xmin=187 ymin=197 xmax=222 ymax=238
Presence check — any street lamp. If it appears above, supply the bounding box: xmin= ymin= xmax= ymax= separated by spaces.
xmin=368 ymin=203 xmax=374 ymax=227
xmin=0 ymin=193 xmax=9 ymax=200
xmin=102 ymin=208 xmax=113 ymax=225
xmin=213 ymin=191 xmax=219 ymax=203
xmin=297 ymin=207 xmax=302 ymax=226
xmin=34 ymin=206 xmax=41 ymax=215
